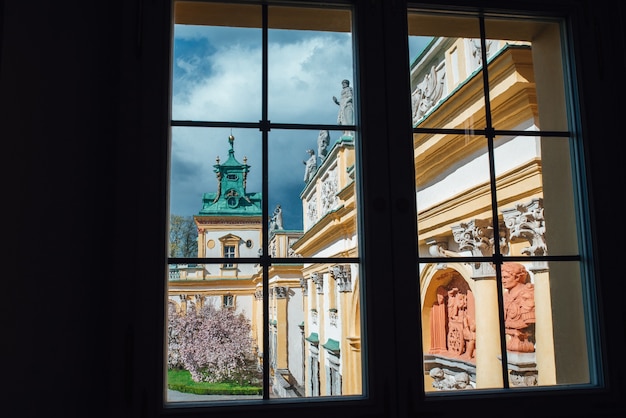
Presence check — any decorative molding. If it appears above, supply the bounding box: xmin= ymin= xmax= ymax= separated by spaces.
xmin=274 ymin=286 xmax=288 ymax=299
xmin=451 ymin=218 xmax=508 ymax=278
xmin=503 ymin=198 xmax=547 ymax=270
xmin=300 ymin=277 xmax=308 ymax=296
xmin=311 ymin=272 xmax=323 ymax=294
xmin=329 ymin=264 xmax=352 ymax=292
xmin=321 ymin=170 xmax=338 ymax=213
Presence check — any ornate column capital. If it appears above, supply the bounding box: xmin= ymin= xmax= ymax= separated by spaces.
xmin=311 ymin=272 xmax=324 ymax=294
xmin=300 ymin=277 xmax=308 ymax=296
xmin=274 ymin=286 xmax=288 ymax=299
xmin=502 ymin=198 xmax=548 ymax=272
xmin=451 ymin=219 xmax=506 ymax=278
xmin=329 ymin=264 xmax=352 ymax=292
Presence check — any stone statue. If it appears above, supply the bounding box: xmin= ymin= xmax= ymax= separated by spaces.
xmin=332 ymin=79 xmax=354 ymax=126
xmin=502 ymin=262 xmax=535 ymax=352
xmin=270 ymin=204 xmax=283 ymax=230
xmin=317 ymin=130 xmax=330 ymax=162
xmin=303 ymin=149 xmax=317 ymax=183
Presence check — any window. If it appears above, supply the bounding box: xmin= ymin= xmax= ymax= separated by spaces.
xmin=223 ymin=294 xmax=235 ymax=308
xmin=223 ymin=244 xmax=235 ymax=268
xmin=157 ymin=0 xmax=608 ymax=416
xmin=407 ymin=9 xmax=594 ymax=392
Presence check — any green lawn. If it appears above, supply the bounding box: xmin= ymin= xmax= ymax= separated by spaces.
xmin=167 ymin=369 xmax=262 ymax=395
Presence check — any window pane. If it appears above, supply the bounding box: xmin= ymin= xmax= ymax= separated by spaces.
xmin=167 ymin=263 xmax=264 ymax=402
xmin=268 ymin=6 xmax=353 ymax=125
xmin=300 ymin=262 xmax=362 ymax=396
xmin=420 ymin=262 xmax=504 ymax=391
xmin=414 ymin=133 xmax=494 ymax=259
xmin=410 ymin=9 xmax=593 ymax=395
xmin=169 ymin=127 xmax=263 ymax=259
xmin=408 ymin=13 xmax=483 ymax=129
xmin=497 ymin=136 xmax=579 ymax=257
xmin=171 ymin=2 xmax=262 ymax=121
xmin=168 ymin=1 xmax=363 ymax=403
xmin=500 ymin=261 xmax=591 ymax=387
xmin=485 ymin=17 xmax=568 ymax=132
xmin=269 ymin=129 xmax=358 ymax=258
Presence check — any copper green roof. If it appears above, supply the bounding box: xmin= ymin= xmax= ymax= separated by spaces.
xmin=305 ymin=332 xmax=319 ymax=344
xmin=198 ymin=134 xmax=262 ymax=216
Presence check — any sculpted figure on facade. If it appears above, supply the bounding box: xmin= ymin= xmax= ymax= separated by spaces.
xmin=303 ymin=149 xmax=317 ymax=183
xmin=429 ymin=368 xmax=473 ymax=390
xmin=429 ymin=286 xmax=448 ymax=354
xmin=269 ymin=204 xmax=283 ymax=230
xmin=411 ymin=64 xmax=445 ymax=125
xmin=317 ymin=130 xmax=330 ymax=162
xmin=332 ymin=79 xmax=354 ymax=127
xmin=502 ymin=262 xmax=536 ymax=352
xmin=446 ymin=288 xmax=467 ymax=356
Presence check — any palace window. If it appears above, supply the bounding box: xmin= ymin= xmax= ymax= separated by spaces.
xmin=157 ymin=1 xmax=607 ymax=417
xmin=223 ymin=294 xmax=235 ymax=308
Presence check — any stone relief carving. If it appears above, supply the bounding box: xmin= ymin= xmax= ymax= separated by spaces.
xmin=429 ymin=368 xmax=473 ymax=390
xmin=428 ymin=274 xmax=476 ymax=361
xmin=412 ymin=63 xmax=445 ymax=125
xmin=468 ymin=38 xmax=494 ymax=68
xmin=306 ymin=196 xmax=317 ymax=226
xmin=321 ymin=171 xmax=338 ymax=213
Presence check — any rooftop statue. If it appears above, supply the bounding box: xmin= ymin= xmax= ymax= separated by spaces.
xmin=303 ymin=149 xmax=317 ymax=183
xmin=332 ymin=79 xmax=354 ymax=127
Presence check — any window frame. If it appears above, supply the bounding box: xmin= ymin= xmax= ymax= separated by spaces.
xmin=134 ymin=1 xmax=614 ymax=417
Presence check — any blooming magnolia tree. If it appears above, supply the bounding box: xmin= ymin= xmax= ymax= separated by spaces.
xmin=168 ymin=303 xmax=260 ymax=385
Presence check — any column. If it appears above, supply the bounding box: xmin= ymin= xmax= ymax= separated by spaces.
xmin=452 ymin=219 xmax=503 ymax=389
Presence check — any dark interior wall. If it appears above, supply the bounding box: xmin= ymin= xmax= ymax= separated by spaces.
xmin=3 ymin=1 xmax=625 ymax=417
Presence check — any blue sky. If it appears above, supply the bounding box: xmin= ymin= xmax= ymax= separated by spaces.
xmin=169 ymin=22 xmax=431 ymax=230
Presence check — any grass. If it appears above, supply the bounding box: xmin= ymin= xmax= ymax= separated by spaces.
xmin=167 ymin=369 xmax=262 ymax=396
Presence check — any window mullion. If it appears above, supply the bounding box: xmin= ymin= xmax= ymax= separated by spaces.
xmin=261 ymin=2 xmax=271 ymax=400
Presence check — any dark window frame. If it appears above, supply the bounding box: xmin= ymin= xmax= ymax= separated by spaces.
xmin=136 ymin=1 xmax=617 ymax=417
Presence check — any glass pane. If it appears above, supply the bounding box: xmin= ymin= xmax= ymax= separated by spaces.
xmin=169 ymin=127 xmax=263 ymax=259
xmin=172 ymin=2 xmax=262 ymax=121
xmin=496 ymin=136 xmax=579 ymax=257
xmin=167 ymin=263 xmax=264 ymax=402
xmin=408 ymin=12 xmax=483 ymax=129
xmin=485 ymin=17 xmax=568 ymax=132
xmin=414 ymin=134 xmax=494 ymax=259
xmin=269 ymin=129 xmax=357 ymax=258
xmin=268 ymin=6 xmax=353 ymax=125
xmin=299 ymin=262 xmax=362 ymax=396
xmin=420 ymin=262 xmax=504 ymax=391
xmin=500 ymin=261 xmax=591 ymax=387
